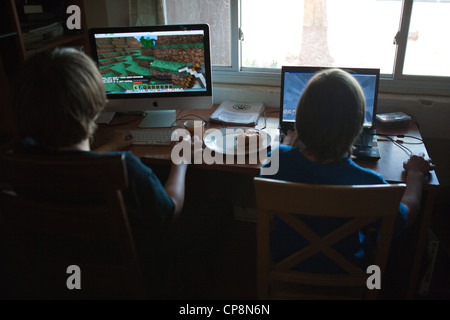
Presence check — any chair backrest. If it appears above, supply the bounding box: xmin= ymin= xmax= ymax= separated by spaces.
xmin=0 ymin=153 xmax=145 ymax=299
xmin=254 ymin=177 xmax=406 ymax=300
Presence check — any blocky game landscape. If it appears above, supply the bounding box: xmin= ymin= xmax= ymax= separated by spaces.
xmin=95 ymin=34 xmax=207 ymax=94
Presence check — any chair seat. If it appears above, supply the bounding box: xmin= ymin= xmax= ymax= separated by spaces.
xmin=0 ymin=153 xmax=146 ymax=299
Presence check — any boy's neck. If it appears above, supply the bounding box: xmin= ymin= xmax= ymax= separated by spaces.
xmin=58 ymin=138 xmax=90 ymax=152
xmin=301 ymin=148 xmax=335 ymax=164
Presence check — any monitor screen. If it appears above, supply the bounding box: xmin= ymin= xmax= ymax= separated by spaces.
xmin=280 ymin=66 xmax=380 ymax=129
xmin=88 ymin=24 xmax=213 ymax=127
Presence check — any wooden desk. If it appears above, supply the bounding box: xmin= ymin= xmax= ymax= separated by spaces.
xmin=94 ymin=105 xmax=439 ymax=299
xmin=371 ymin=124 xmax=439 ymax=299
xmin=94 ymin=106 xmax=281 ymax=175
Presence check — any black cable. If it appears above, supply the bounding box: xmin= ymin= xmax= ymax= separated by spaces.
xmin=380 ymin=135 xmax=413 ymax=156
xmin=401 ymin=135 xmax=424 ymax=143
xmin=376 ymin=133 xmax=424 ymax=143
xmin=176 ymin=113 xmax=208 ymax=123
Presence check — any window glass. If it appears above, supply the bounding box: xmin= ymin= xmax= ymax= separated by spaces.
xmin=165 ymin=0 xmax=231 ymax=66
xmin=241 ymin=0 xmax=402 ymax=74
xmin=403 ymin=0 xmax=450 ymax=77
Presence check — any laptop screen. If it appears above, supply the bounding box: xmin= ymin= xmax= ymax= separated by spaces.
xmin=280 ymin=66 xmax=380 ymax=131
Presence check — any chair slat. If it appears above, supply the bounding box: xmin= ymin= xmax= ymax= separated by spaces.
xmin=254 ymin=178 xmax=406 ymax=217
xmin=0 ymin=153 xmax=128 ymax=191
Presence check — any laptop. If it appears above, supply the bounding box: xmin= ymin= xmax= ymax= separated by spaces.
xmin=279 ymin=66 xmax=381 ymax=160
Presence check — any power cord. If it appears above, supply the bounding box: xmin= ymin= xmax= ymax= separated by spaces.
xmin=375 ymin=133 xmax=424 ymax=156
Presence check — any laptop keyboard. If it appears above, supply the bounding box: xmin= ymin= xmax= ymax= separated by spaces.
xmin=354 ymin=130 xmax=374 ymax=148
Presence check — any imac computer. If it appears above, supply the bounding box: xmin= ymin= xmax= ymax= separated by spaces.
xmin=88 ymin=24 xmax=213 ymax=128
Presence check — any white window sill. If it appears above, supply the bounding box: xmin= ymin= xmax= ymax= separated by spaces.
xmin=212 ymin=69 xmax=450 ymax=97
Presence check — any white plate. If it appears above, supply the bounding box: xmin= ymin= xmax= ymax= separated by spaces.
xmin=203 ymin=127 xmax=271 ymax=155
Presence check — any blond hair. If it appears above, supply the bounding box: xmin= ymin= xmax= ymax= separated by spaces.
xmin=295 ymin=68 xmax=366 ymax=162
xmin=13 ymin=47 xmax=106 ymax=148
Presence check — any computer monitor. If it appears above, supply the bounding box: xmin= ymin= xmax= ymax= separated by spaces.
xmin=279 ymin=66 xmax=380 ymax=134
xmin=88 ymin=24 xmax=213 ymax=128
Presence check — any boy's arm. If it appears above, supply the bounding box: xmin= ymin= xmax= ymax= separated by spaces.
xmin=93 ymin=131 xmax=133 ymax=153
xmin=281 ymin=130 xmax=297 ymax=146
xmin=164 ymin=162 xmax=188 ymax=223
xmin=401 ymin=154 xmax=435 ymax=227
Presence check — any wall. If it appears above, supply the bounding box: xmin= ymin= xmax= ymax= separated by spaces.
xmin=84 ymin=0 xmax=108 ymax=28
xmin=213 ymin=86 xmax=450 ymax=141
xmin=83 ymin=0 xmax=128 ymax=28
xmin=105 ymin=0 xmax=129 ymax=27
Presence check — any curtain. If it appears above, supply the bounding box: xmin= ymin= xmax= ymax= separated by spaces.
xmin=128 ymin=0 xmax=166 ymax=26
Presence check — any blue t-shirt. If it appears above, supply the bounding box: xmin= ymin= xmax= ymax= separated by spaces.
xmin=261 ymin=145 xmax=407 ymax=273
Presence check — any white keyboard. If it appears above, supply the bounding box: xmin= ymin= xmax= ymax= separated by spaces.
xmin=127 ymin=129 xmax=173 ymax=146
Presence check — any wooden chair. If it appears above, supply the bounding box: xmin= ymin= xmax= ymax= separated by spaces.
xmin=0 ymin=153 xmax=145 ymax=299
xmin=254 ymin=177 xmax=406 ymax=300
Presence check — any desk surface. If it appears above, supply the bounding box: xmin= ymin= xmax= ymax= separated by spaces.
xmin=94 ymin=106 xmax=439 ymax=187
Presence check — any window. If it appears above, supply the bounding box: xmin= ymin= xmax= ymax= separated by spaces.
xmin=403 ymin=1 xmax=450 ymax=77
xmin=165 ymin=0 xmax=231 ymax=67
xmin=241 ymin=0 xmax=401 ymax=74
xmin=165 ymin=0 xmax=450 ymax=95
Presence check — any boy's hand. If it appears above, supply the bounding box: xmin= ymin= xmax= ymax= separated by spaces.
xmin=191 ymin=135 xmax=204 ymax=164
xmin=403 ymin=153 xmax=435 ymax=177
xmin=94 ymin=131 xmax=133 ymax=153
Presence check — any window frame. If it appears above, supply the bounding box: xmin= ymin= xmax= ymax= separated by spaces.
xmin=211 ymin=0 xmax=450 ymax=96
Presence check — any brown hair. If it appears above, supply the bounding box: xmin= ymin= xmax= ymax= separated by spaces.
xmin=295 ymin=68 xmax=366 ymax=163
xmin=13 ymin=47 xmax=106 ymax=148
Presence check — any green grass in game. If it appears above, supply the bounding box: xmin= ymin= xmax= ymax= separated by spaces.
xmin=100 ymin=47 xmax=192 ymax=93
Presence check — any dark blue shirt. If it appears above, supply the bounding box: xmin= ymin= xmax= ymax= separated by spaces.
xmin=15 ymin=138 xmax=175 ymax=263
xmin=262 ymin=145 xmax=407 ymax=273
